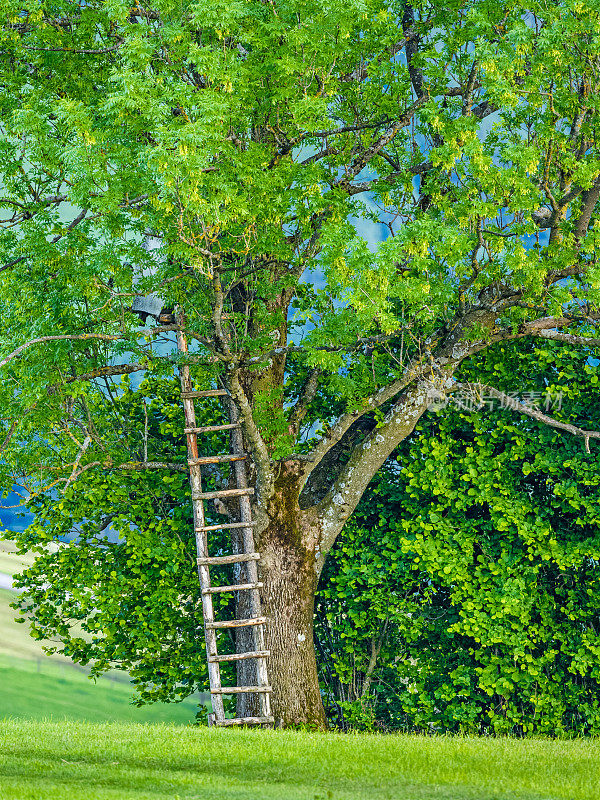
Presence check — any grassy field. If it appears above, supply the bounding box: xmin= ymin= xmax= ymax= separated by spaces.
xmin=0 ymin=540 xmax=208 ymax=726
xmin=0 ymin=720 xmax=598 ymax=800
xmin=0 ymin=657 xmax=206 ymax=725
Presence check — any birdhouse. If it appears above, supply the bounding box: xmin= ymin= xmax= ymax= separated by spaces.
xmin=131 ymin=294 xmax=165 ymax=321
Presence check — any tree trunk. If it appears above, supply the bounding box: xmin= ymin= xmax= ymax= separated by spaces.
xmin=235 ymin=465 xmax=327 ymax=728
xmin=259 ymin=525 xmax=325 ymax=727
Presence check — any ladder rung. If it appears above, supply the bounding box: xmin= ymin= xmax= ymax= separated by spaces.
xmin=181 ymin=389 xmax=229 ymax=399
xmin=209 ymin=650 xmax=270 ymax=663
xmin=185 ymin=423 xmax=240 ymax=434
xmin=216 ymin=716 xmax=275 ymax=726
xmin=212 ymin=686 xmax=272 ymax=694
xmin=197 ymin=553 xmax=260 ymax=566
xmin=203 ymin=582 xmax=263 ymax=594
xmin=193 ymin=488 xmax=254 ymax=501
xmin=196 ymin=521 xmax=257 ymax=532
xmin=188 ymin=455 xmax=247 ymax=466
xmin=206 ymin=616 xmax=266 ymax=630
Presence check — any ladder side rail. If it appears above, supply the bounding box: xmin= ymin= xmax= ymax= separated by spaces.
xmin=176 ymin=323 xmax=225 ymax=724
xmin=226 ymin=396 xmax=272 ymax=721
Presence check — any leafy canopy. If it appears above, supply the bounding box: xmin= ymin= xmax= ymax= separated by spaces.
xmin=1 ymin=1 xmax=599 ymax=481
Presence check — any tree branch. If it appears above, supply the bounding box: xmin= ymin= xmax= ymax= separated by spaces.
xmin=315 ymin=381 xmax=432 ymax=557
xmin=461 ymin=61 xmax=479 ymax=117
xmin=300 ymin=145 xmax=339 ymax=166
xmin=337 ymin=96 xmax=428 ymax=188
xmin=529 ymin=329 xmax=600 ymax=347
xmin=0 ymin=420 xmax=19 ymax=454
xmin=21 ymin=460 xmax=190 ymax=477
xmin=288 ymin=368 xmax=321 ymax=437
xmin=226 ymin=368 xmax=275 ymax=508
xmin=0 ymin=256 xmax=26 ymax=273
xmin=457 ymin=382 xmax=600 ymax=454
xmin=46 ymin=363 xmax=148 ymax=394
xmin=342 ymin=161 xmax=431 ymax=196
xmin=302 ymin=376 xmax=414 ymax=476
xmin=402 ymin=5 xmax=426 ymax=99
xmin=63 ymin=435 xmax=92 ymax=491
xmin=0 ymin=326 xmax=194 ymax=370
xmin=22 ymin=42 xmax=122 ymax=55
xmin=486 ymin=316 xmax=600 ymax=350
xmin=300 ymin=313 xmax=488 ymax=478
xmin=472 ymin=100 xmax=497 ymax=120
xmin=574 ymin=176 xmax=600 ymax=242
xmin=116 ymin=461 xmax=189 ymax=471
xmin=299 ymin=307 xmax=598 ymax=493
xmin=307 ymin=306 xmax=600 ymax=553
xmin=0 ymin=334 xmax=130 ymax=369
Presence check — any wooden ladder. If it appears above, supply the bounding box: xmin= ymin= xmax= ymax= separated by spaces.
xmin=176 ymin=331 xmax=273 ymax=727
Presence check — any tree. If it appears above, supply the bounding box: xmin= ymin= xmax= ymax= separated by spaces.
xmin=317 ymin=340 xmax=600 ymax=734
xmin=2 ymin=0 xmax=600 ymax=727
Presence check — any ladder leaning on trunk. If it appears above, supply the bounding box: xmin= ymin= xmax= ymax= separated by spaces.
xmin=176 ymin=328 xmax=273 ymax=727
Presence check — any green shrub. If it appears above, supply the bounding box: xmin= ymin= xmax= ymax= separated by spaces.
xmin=316 ymin=342 xmax=600 ymax=735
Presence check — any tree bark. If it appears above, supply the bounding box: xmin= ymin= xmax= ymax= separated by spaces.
xmin=259 ymin=522 xmax=326 ymax=728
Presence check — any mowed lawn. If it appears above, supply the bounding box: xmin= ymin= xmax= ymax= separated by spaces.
xmin=0 ymin=720 xmax=598 ymax=800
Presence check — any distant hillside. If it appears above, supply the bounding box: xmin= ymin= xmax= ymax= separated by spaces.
xmin=0 ymin=540 xmax=208 ymax=725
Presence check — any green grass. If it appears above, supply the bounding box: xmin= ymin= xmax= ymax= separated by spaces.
xmin=0 ymin=658 xmax=205 ymax=725
xmin=0 ymin=720 xmax=598 ymax=800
